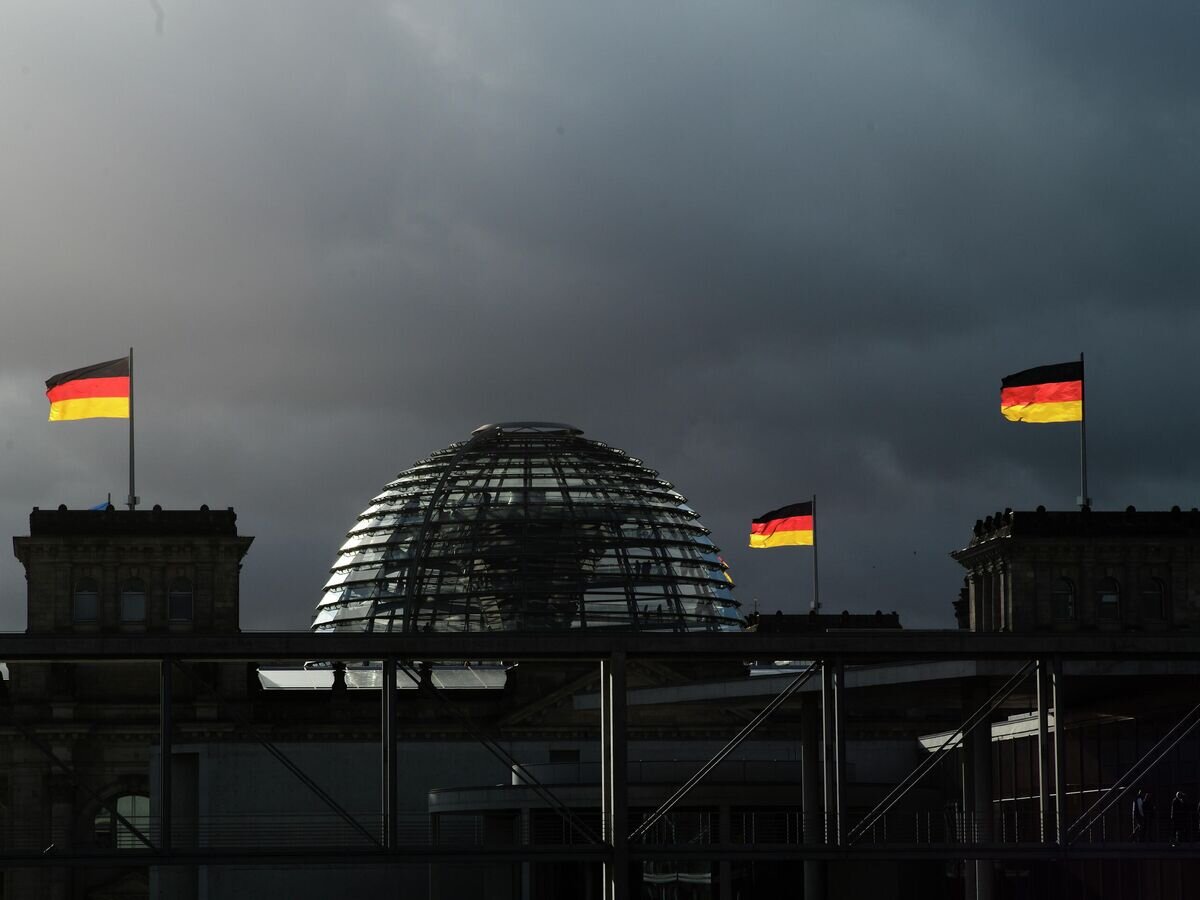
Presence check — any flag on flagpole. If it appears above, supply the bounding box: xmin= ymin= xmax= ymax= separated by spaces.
xmin=1000 ymin=360 xmax=1083 ymax=423
xmin=749 ymin=501 xmax=814 ymax=548
xmin=45 ymin=357 xmax=130 ymax=421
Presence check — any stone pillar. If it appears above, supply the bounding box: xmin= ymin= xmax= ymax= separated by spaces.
xmin=998 ymin=564 xmax=1009 ymax=632
xmin=978 ymin=570 xmax=991 ymax=633
xmin=48 ymin=765 xmax=74 ymax=900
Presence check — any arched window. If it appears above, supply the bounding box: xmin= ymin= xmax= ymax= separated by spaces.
xmin=168 ymin=577 xmax=193 ymax=622
xmin=1141 ymin=578 xmax=1167 ymax=620
xmin=73 ymin=577 xmax=99 ymax=623
xmin=120 ymin=578 xmax=146 ymax=623
xmin=94 ymin=794 xmax=150 ymax=848
xmin=1096 ymin=577 xmax=1121 ymax=620
xmin=1052 ymin=578 xmax=1076 ymax=620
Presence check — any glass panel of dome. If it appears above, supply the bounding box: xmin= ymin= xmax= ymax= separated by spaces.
xmin=323 ymin=571 xmax=353 ymax=590
xmin=314 ymin=423 xmax=741 ymax=634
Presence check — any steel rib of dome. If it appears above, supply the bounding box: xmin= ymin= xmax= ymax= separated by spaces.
xmin=314 ymin=422 xmax=741 ymax=633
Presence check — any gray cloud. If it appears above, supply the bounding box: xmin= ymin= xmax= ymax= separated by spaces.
xmin=1 ymin=1 xmax=1198 ymax=631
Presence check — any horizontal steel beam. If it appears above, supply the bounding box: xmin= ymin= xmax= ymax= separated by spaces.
xmin=0 ymin=631 xmax=1197 ymax=661
xmin=9 ymin=842 xmax=1200 ymax=868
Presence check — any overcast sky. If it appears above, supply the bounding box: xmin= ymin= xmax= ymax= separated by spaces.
xmin=2 ymin=1 xmax=1198 ymax=631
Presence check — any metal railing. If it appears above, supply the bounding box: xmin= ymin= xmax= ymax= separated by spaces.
xmin=9 ymin=806 xmax=1200 ymax=863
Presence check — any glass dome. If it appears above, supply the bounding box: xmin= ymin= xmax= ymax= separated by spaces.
xmin=314 ymin=422 xmax=741 ymax=633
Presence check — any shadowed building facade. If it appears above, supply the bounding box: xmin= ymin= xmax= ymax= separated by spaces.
xmin=8 ymin=441 xmax=1200 ymax=899
xmin=6 ymin=506 xmax=252 ymax=900
xmin=952 ymin=506 xmax=1200 ymax=633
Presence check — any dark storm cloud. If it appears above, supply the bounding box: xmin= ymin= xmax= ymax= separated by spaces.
xmin=1 ymin=1 xmax=1198 ymax=630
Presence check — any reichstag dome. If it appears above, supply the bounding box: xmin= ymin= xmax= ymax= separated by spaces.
xmin=313 ymin=422 xmax=741 ymax=633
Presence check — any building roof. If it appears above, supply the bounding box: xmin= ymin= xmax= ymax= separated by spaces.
xmin=25 ymin=505 xmax=241 ymax=537
xmin=952 ymin=505 xmax=1200 ymax=559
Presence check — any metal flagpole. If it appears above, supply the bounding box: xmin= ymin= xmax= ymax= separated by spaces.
xmin=1078 ymin=352 xmax=1088 ymax=510
xmin=811 ymin=494 xmax=820 ymax=613
xmin=127 ymin=347 xmax=136 ymax=511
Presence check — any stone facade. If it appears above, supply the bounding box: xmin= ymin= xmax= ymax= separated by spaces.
xmin=951 ymin=506 xmax=1200 ymax=633
xmin=13 ymin=506 xmax=253 ymax=636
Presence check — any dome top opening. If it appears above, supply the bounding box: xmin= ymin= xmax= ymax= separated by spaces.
xmin=472 ymin=421 xmax=583 ymax=436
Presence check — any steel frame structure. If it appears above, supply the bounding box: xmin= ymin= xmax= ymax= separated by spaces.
xmin=3 ymin=630 xmax=1200 ymax=900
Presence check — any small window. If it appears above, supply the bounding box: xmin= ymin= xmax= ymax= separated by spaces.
xmin=1141 ymin=578 xmax=1167 ymax=620
xmin=1097 ymin=577 xmax=1121 ymax=620
xmin=73 ymin=578 xmax=99 ymax=623
xmin=120 ymin=578 xmax=146 ymax=623
xmin=94 ymin=794 xmax=150 ymax=849
xmin=168 ymin=578 xmax=193 ymax=622
xmin=1052 ymin=578 xmax=1076 ymax=620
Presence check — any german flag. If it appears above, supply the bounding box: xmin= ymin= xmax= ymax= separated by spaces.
xmin=46 ymin=357 xmax=130 ymax=421
xmin=1000 ymin=361 xmax=1083 ymax=424
xmin=749 ymin=501 xmax=814 ymax=549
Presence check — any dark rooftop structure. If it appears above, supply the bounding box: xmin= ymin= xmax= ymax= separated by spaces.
xmin=746 ymin=610 xmax=902 ymax=633
xmin=22 ymin=503 xmax=241 ymax=537
xmin=13 ymin=505 xmax=252 ymax=635
xmin=952 ymin=506 xmax=1200 ymax=633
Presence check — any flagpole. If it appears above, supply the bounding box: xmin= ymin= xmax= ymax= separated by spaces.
xmin=811 ymin=493 xmax=820 ymax=613
xmin=128 ymin=347 xmax=136 ymax=511
xmin=1078 ymin=351 xmax=1088 ymax=510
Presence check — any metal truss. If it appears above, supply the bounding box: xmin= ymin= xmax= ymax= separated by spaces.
xmin=3 ymin=632 xmax=1200 ymax=899
xmin=848 ymin=660 xmax=1036 ymax=844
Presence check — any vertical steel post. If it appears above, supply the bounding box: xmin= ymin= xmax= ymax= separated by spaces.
xmin=718 ymin=803 xmax=732 ymax=900
xmin=821 ymin=660 xmax=836 ymax=845
xmin=159 ymin=658 xmax=172 ymax=852
xmin=1037 ymin=660 xmax=1053 ymax=843
xmin=1051 ymin=657 xmax=1066 ymax=847
xmin=601 ymin=652 xmax=628 ymax=900
xmin=833 ymin=658 xmax=847 ymax=846
xmin=966 ymin=685 xmax=995 ymax=900
xmin=801 ymin=693 xmax=826 ymax=897
xmin=382 ymin=657 xmax=397 ymax=849
xmin=601 ymin=657 xmax=612 ymax=899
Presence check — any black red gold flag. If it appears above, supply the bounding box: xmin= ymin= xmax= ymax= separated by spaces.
xmin=46 ymin=357 xmax=131 ymax=421
xmin=1000 ymin=361 xmax=1083 ymax=424
xmin=749 ymin=501 xmax=814 ymax=549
